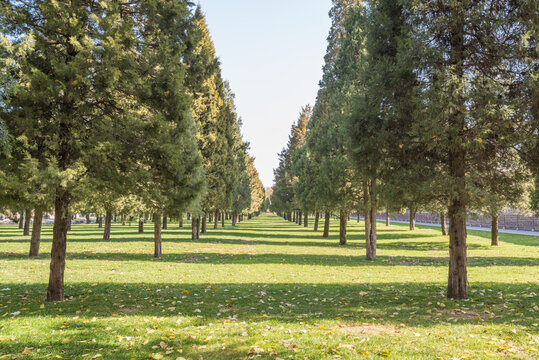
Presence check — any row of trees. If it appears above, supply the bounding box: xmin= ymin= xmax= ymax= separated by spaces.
xmin=0 ymin=1 xmax=264 ymax=301
xmin=272 ymin=0 xmax=537 ymax=299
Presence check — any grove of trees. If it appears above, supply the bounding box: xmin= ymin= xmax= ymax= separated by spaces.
xmin=271 ymin=0 xmax=537 ymax=299
xmin=0 ymin=1 xmax=265 ymax=301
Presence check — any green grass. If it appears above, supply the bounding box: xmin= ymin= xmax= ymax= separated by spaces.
xmin=0 ymin=213 xmax=538 ymax=359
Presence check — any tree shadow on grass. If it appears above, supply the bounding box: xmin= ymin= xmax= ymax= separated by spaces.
xmin=2 ymin=251 xmax=535 ymax=267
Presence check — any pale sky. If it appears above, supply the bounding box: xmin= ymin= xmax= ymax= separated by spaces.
xmin=199 ymin=0 xmax=332 ymax=188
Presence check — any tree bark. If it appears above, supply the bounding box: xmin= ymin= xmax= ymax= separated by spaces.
xmin=191 ymin=217 xmax=197 ymax=240
xmin=98 ymin=214 xmax=103 ymax=228
xmin=23 ymin=209 xmax=31 ymax=236
xmin=365 ymin=182 xmax=377 ymax=260
xmin=179 ymin=214 xmax=183 ymax=228
xmin=19 ymin=212 xmax=24 ymax=229
xmin=409 ymin=208 xmax=416 ymax=231
xmin=187 ymin=213 xmax=191 ymax=221
xmin=386 ymin=211 xmax=390 ymax=226
xmin=162 ymin=213 xmax=167 ymax=230
xmin=441 ymin=212 xmax=448 ymax=235
xmin=214 ymin=210 xmax=219 ymax=229
xmin=138 ymin=220 xmax=144 ymax=233
xmin=67 ymin=213 xmax=72 ymax=231
xmin=196 ymin=216 xmax=201 ymax=239
xmin=304 ymin=212 xmax=308 ymax=227
xmin=491 ymin=214 xmax=499 ymax=246
xmin=85 ymin=214 xmax=90 ymax=224
xmin=154 ymin=213 xmax=162 ymax=258
xmin=201 ymin=215 xmax=207 ymax=233
xmin=222 ymin=212 xmax=225 ymax=228
xmin=339 ymin=211 xmax=347 ymax=245
xmin=323 ymin=212 xmax=330 ymax=238
xmin=121 ymin=214 xmax=126 ymax=226
xmin=298 ymin=211 xmax=302 ymax=225
xmin=232 ymin=214 xmax=237 ymax=226
xmin=29 ymin=209 xmax=43 ymax=257
xmin=103 ymin=210 xmax=112 ymax=241
xmin=46 ymin=189 xmax=70 ymax=301
xmin=314 ymin=212 xmax=319 ymax=231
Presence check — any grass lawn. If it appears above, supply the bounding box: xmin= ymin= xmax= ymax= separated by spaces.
xmin=0 ymin=213 xmax=538 ymax=359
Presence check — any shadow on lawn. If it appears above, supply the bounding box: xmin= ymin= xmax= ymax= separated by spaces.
xmin=1 ymin=282 xmax=536 ymax=328
xmin=2 ymin=251 xmax=535 ymax=267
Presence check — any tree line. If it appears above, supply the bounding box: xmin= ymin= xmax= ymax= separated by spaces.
xmin=271 ymin=0 xmax=537 ymax=299
xmin=0 ymin=1 xmax=265 ymax=301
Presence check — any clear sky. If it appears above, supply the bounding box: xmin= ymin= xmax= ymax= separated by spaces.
xmin=198 ymin=0 xmax=332 ymax=188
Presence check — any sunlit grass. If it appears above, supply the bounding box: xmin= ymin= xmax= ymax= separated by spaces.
xmin=0 ymin=213 xmax=537 ymax=359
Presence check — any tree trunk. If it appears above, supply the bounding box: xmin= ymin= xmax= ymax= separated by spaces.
xmin=323 ymin=212 xmax=330 ymax=238
xmin=46 ymin=189 xmax=70 ymax=301
xmin=103 ymin=210 xmax=112 ymax=240
xmin=29 ymin=209 xmax=43 ymax=257
xmin=293 ymin=211 xmax=296 ymax=223
xmin=85 ymin=214 xmax=90 ymax=224
xmin=187 ymin=213 xmax=191 ymax=221
xmin=162 ymin=214 xmax=167 ymax=230
xmin=98 ymin=214 xmax=103 ymax=228
xmin=304 ymin=212 xmax=308 ymax=227
xmin=23 ymin=209 xmax=31 ymax=236
xmin=298 ymin=211 xmax=302 ymax=225
xmin=339 ymin=211 xmax=347 ymax=245
xmin=121 ymin=215 xmax=126 ymax=226
xmin=386 ymin=211 xmax=390 ymax=226
xmin=138 ymin=220 xmax=144 ymax=233
xmin=67 ymin=213 xmax=72 ymax=231
xmin=191 ymin=217 xmax=197 ymax=240
xmin=314 ymin=212 xmax=319 ymax=231
xmin=196 ymin=216 xmax=201 ymax=239
xmin=179 ymin=214 xmax=183 ymax=228
xmin=222 ymin=212 xmax=225 ymax=228
xmin=232 ymin=214 xmax=237 ymax=226
xmin=365 ymin=182 xmax=377 ymax=260
xmin=201 ymin=215 xmax=207 ymax=233
xmin=19 ymin=212 xmax=24 ymax=229
xmin=491 ymin=214 xmax=499 ymax=246
xmin=248 ymin=213 xmax=252 ymax=220
xmin=409 ymin=208 xmax=416 ymax=230
xmin=154 ymin=213 xmax=162 ymax=258
xmin=441 ymin=212 xmax=448 ymax=235
xmin=214 ymin=210 xmax=219 ymax=229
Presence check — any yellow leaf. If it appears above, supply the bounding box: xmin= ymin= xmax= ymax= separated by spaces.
xmin=22 ymin=347 xmax=32 ymax=355
xmin=380 ymin=349 xmax=390 ymax=357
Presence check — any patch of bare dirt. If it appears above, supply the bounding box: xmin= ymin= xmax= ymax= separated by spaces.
xmin=337 ymin=323 xmax=399 ymax=335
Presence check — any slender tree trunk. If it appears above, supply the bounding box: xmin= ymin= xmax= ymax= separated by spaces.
xmin=162 ymin=214 xmax=167 ymax=230
xmin=304 ymin=212 xmax=308 ymax=227
xmin=121 ymin=215 xmax=126 ymax=226
xmin=365 ymin=182 xmax=377 ymax=260
xmin=293 ymin=211 xmax=296 ymax=223
xmin=298 ymin=211 xmax=302 ymax=225
xmin=491 ymin=214 xmax=499 ymax=246
xmin=339 ymin=211 xmax=347 ymax=245
xmin=232 ymin=214 xmax=237 ymax=226
xmin=441 ymin=212 xmax=448 ymax=235
xmin=19 ymin=212 xmax=24 ymax=229
xmin=103 ymin=210 xmax=112 ymax=241
xmin=409 ymin=208 xmax=416 ymax=230
xmin=154 ymin=213 xmax=162 ymax=258
xmin=187 ymin=213 xmax=191 ymax=221
xmin=29 ymin=209 xmax=43 ymax=257
xmin=85 ymin=214 xmax=90 ymax=224
xmin=196 ymin=216 xmax=201 ymax=239
xmin=357 ymin=210 xmax=360 ymax=223
xmin=138 ymin=219 xmax=144 ymax=233
xmin=323 ymin=212 xmax=330 ymax=238
xmin=248 ymin=213 xmax=252 ymax=220
xmin=201 ymin=215 xmax=207 ymax=233
xmin=314 ymin=212 xmax=319 ymax=231
xmin=98 ymin=214 xmax=103 ymax=228
xmin=179 ymin=214 xmax=183 ymax=228
xmin=46 ymin=189 xmax=70 ymax=301
xmin=214 ymin=210 xmax=219 ymax=229
xmin=23 ymin=209 xmax=31 ymax=236
xmin=222 ymin=212 xmax=225 ymax=228
xmin=191 ymin=217 xmax=197 ymax=240
xmin=386 ymin=211 xmax=390 ymax=226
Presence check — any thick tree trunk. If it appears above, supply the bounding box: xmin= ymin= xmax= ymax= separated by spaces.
xmin=23 ymin=209 xmax=31 ymax=236
xmin=85 ymin=214 xmax=90 ymax=224
xmin=201 ymin=215 xmax=207 ymax=233
xmin=323 ymin=212 xmax=330 ymax=238
xmin=154 ymin=213 xmax=162 ymax=258
xmin=339 ymin=211 xmax=347 ymax=245
xmin=29 ymin=209 xmax=43 ymax=257
xmin=232 ymin=214 xmax=237 ymax=226
xmin=304 ymin=212 xmax=308 ymax=227
xmin=314 ymin=212 xmax=319 ymax=231
xmin=386 ymin=211 xmax=390 ymax=226
xmin=138 ymin=220 xmax=144 ymax=233
xmin=409 ymin=208 xmax=416 ymax=230
xmin=103 ymin=210 xmax=112 ymax=241
xmin=46 ymin=189 xmax=70 ymax=302
xmin=162 ymin=214 xmax=167 ymax=230
xmin=447 ymin=197 xmax=467 ymax=299
xmin=491 ymin=214 xmax=499 ymax=246
xmin=441 ymin=212 xmax=448 ymax=235
xmin=98 ymin=214 xmax=103 ymax=228
xmin=191 ymin=217 xmax=197 ymax=240
xmin=214 ymin=210 xmax=219 ymax=229
xmin=67 ymin=214 xmax=71 ymax=231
